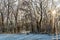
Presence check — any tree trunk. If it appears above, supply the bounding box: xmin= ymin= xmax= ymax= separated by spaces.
xmin=39 ymin=2 xmax=42 ymax=33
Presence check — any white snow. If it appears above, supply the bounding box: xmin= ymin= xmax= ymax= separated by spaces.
xmin=0 ymin=34 xmax=59 ymax=40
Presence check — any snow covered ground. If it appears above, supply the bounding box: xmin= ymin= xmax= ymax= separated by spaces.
xmin=0 ymin=34 xmax=59 ymax=40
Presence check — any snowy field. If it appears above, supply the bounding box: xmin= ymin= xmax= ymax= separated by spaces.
xmin=0 ymin=34 xmax=60 ymax=40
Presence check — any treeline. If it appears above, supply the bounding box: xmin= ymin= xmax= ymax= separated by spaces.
xmin=0 ymin=0 xmax=59 ymax=34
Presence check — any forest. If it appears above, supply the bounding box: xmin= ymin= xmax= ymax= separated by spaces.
xmin=0 ymin=0 xmax=60 ymax=34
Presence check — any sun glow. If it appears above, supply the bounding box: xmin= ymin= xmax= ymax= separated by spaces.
xmin=52 ymin=10 xmax=56 ymax=15
xmin=52 ymin=10 xmax=56 ymax=17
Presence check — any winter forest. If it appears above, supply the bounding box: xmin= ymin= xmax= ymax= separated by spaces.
xmin=0 ymin=0 xmax=60 ymax=34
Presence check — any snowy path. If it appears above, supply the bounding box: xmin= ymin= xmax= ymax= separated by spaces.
xmin=0 ymin=34 xmax=59 ymax=40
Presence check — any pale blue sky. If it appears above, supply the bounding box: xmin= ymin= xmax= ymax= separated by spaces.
xmin=52 ymin=0 xmax=60 ymax=8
